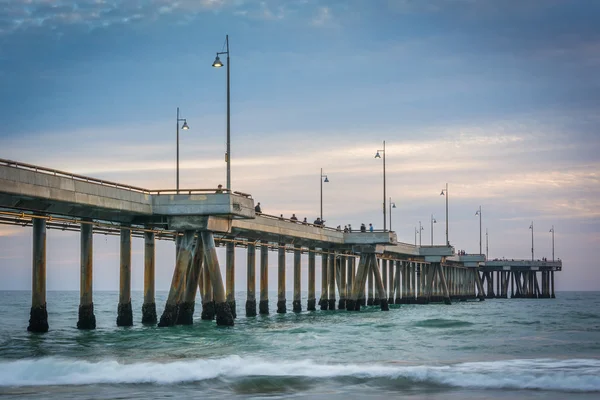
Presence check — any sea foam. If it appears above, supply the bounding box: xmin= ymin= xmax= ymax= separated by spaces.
xmin=0 ymin=356 xmax=599 ymax=392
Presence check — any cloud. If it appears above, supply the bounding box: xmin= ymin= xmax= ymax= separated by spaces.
xmin=311 ymin=6 xmax=331 ymax=26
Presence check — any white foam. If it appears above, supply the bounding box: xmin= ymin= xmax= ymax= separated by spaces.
xmin=0 ymin=356 xmax=599 ymax=392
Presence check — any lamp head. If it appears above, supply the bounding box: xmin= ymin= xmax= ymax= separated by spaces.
xmin=324 ymin=176 xmax=329 ymax=183
xmin=433 ymin=218 xmax=437 ymax=223
xmin=212 ymin=55 xmax=223 ymax=68
xmin=440 ymin=190 xmax=445 ymax=196
xmin=374 ymin=151 xmax=381 ymax=159
xmin=181 ymin=120 xmax=189 ymax=130
xmin=392 ymin=203 xmax=396 ymax=208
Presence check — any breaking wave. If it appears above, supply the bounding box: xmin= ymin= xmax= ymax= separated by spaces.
xmin=1 ymin=356 xmax=599 ymax=392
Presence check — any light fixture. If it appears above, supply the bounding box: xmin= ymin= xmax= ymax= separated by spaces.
xmin=212 ymin=55 xmax=223 ymax=68
xmin=374 ymin=151 xmax=381 ymax=159
xmin=181 ymin=121 xmax=189 ymax=130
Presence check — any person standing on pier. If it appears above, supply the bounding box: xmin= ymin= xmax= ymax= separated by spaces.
xmin=360 ymin=223 xmax=366 ymax=232
xmin=255 ymin=202 xmax=262 ymax=213
xmin=369 ymin=223 xmax=374 ymax=232
xmin=290 ymin=214 xmax=298 ymax=221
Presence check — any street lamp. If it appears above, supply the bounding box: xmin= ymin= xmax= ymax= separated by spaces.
xmin=374 ymin=141 xmax=387 ymax=231
xmin=176 ymin=107 xmax=190 ymax=192
xmin=414 ymin=227 xmax=418 ymax=246
xmin=389 ymin=198 xmax=396 ymax=231
xmin=419 ymin=221 xmax=424 ymax=246
xmin=320 ymin=168 xmax=329 ymax=221
xmin=549 ymin=225 xmax=555 ymax=261
xmin=440 ymin=183 xmax=449 ymax=245
xmin=529 ymin=221 xmax=534 ymax=261
xmin=430 ymin=214 xmax=437 ymax=245
xmin=475 ymin=206 xmax=482 ymax=255
xmin=212 ymin=34 xmax=231 ymax=190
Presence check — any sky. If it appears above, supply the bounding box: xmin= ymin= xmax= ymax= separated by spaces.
xmin=0 ymin=0 xmax=599 ymax=293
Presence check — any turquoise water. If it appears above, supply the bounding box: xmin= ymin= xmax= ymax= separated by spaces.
xmin=1 ymin=291 xmax=599 ymax=399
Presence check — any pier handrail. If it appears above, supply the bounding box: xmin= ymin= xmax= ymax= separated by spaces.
xmin=0 ymin=158 xmax=151 ymax=194
xmin=256 ymin=212 xmax=340 ymax=232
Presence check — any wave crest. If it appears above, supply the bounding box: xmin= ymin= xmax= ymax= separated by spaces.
xmin=0 ymin=357 xmax=599 ymax=392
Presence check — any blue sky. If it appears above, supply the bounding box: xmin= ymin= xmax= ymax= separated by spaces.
xmin=0 ymin=0 xmax=599 ymax=292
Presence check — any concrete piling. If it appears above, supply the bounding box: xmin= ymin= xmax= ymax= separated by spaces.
xmin=293 ymin=245 xmax=302 ymax=312
xmin=226 ymin=241 xmax=236 ymax=318
xmin=201 ymin=257 xmax=215 ymax=320
xmin=277 ymin=243 xmax=287 ymax=313
xmin=387 ymin=260 xmax=394 ymax=304
xmin=347 ymin=256 xmax=354 ymax=303
xmin=320 ymin=252 xmax=328 ymax=310
xmin=307 ymin=247 xmax=316 ymax=311
xmin=338 ymin=255 xmax=347 ymax=309
xmin=246 ymin=243 xmax=257 ymax=316
xmin=77 ymin=222 xmax=96 ymax=330
xmin=347 ymin=254 xmax=369 ymax=311
xmin=201 ymin=231 xmax=234 ymax=326
xmin=28 ymin=217 xmax=48 ymax=333
xmin=381 ymin=259 xmax=387 ymax=304
xmin=371 ymin=255 xmax=389 ymax=311
xmin=116 ymin=228 xmax=133 ymax=327
xmin=328 ymin=252 xmax=336 ymax=310
xmin=394 ymin=260 xmax=401 ymax=304
xmin=367 ymin=267 xmax=374 ymax=306
xmin=141 ymin=231 xmax=157 ymax=324
xmin=259 ymin=240 xmax=269 ymax=314
xmin=177 ymin=234 xmax=203 ymax=325
xmin=158 ymin=231 xmax=195 ymax=327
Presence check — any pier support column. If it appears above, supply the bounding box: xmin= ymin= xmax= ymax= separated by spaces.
xmin=293 ymin=245 xmax=302 ymax=312
xmin=177 ymin=235 xmax=203 ymax=325
xmin=141 ymin=231 xmax=157 ymax=324
xmin=308 ymin=247 xmax=316 ymax=311
xmin=388 ymin=260 xmax=394 ymax=304
xmin=158 ymin=231 xmax=195 ymax=327
xmin=338 ymin=255 xmax=347 ymax=309
xmin=117 ymin=228 xmax=133 ymax=327
xmin=370 ymin=255 xmax=389 ymax=311
xmin=259 ymin=241 xmax=269 ymax=314
xmin=277 ymin=243 xmax=287 ymax=313
xmin=438 ymin=264 xmax=452 ymax=305
xmin=246 ymin=243 xmax=257 ymax=317
xmin=77 ymin=222 xmax=96 ymax=330
xmin=201 ymin=257 xmax=215 ymax=320
xmin=28 ymin=218 xmax=48 ymax=333
xmin=551 ymin=271 xmax=555 ymax=298
xmin=320 ymin=252 xmax=329 ymax=310
xmin=381 ymin=259 xmax=387 ymax=304
xmin=474 ymin=269 xmax=485 ymax=300
xmin=328 ymin=252 xmax=336 ymax=310
xmin=373 ymin=258 xmax=381 ymax=306
xmin=201 ymin=231 xmax=234 ymax=326
xmin=347 ymin=254 xmax=369 ymax=311
xmin=226 ymin=241 xmax=236 ymax=318
xmin=367 ymin=266 xmax=374 ymax=306
xmin=395 ymin=261 xmax=402 ymax=304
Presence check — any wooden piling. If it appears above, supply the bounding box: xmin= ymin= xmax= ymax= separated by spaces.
xmin=177 ymin=234 xmax=203 ymax=325
xmin=293 ymin=245 xmax=302 ymax=312
xmin=201 ymin=231 xmax=234 ymax=326
xmin=246 ymin=243 xmax=257 ymax=316
xmin=328 ymin=252 xmax=336 ymax=310
xmin=141 ymin=231 xmax=157 ymax=324
xmin=259 ymin=240 xmax=269 ymax=314
xmin=226 ymin=241 xmax=236 ymax=318
xmin=28 ymin=217 xmax=48 ymax=333
xmin=308 ymin=247 xmax=316 ymax=311
xmin=320 ymin=252 xmax=328 ymax=310
xmin=117 ymin=228 xmax=133 ymax=327
xmin=277 ymin=243 xmax=287 ymax=313
xmin=158 ymin=231 xmax=195 ymax=327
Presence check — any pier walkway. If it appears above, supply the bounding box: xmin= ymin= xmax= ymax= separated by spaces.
xmin=0 ymin=158 xmax=561 ymax=332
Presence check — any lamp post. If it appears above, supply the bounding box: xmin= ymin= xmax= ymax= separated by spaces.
xmin=549 ymin=225 xmax=555 ymax=261
xmin=320 ymin=168 xmax=329 ymax=221
xmin=529 ymin=221 xmax=534 ymax=261
xmin=486 ymin=228 xmax=489 ymax=260
xmin=374 ymin=141 xmax=387 ymax=231
xmin=414 ymin=227 xmax=418 ymax=246
xmin=431 ymin=214 xmax=437 ymax=245
xmin=440 ymin=183 xmax=449 ymax=245
xmin=475 ymin=206 xmax=482 ymax=255
xmin=175 ymin=107 xmax=190 ymax=192
xmin=212 ymin=34 xmax=231 ymax=190
xmin=389 ymin=198 xmax=396 ymax=231
xmin=419 ymin=221 xmax=424 ymax=246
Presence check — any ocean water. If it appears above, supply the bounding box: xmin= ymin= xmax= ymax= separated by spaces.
xmin=1 ymin=290 xmax=599 ymax=399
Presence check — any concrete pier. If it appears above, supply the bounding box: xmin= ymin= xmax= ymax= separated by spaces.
xmin=246 ymin=243 xmax=257 ymax=316
xmin=141 ymin=231 xmax=157 ymax=324
xmin=307 ymin=248 xmax=316 ymax=311
xmin=77 ymin=222 xmax=96 ymax=329
xmin=201 ymin=257 xmax=215 ymax=320
xmin=371 ymin=255 xmax=389 ymax=311
xmin=328 ymin=252 xmax=336 ymax=310
xmin=259 ymin=241 xmax=269 ymax=314
xmin=338 ymin=255 xmax=347 ymax=309
xmin=177 ymin=235 xmax=203 ymax=325
xmin=381 ymin=259 xmax=387 ymax=305
xmin=201 ymin=231 xmax=234 ymax=326
xmin=367 ymin=267 xmax=374 ymax=306
xmin=394 ymin=260 xmax=401 ymax=304
xmin=388 ymin=261 xmax=394 ymax=304
xmin=226 ymin=242 xmax=236 ymax=318
xmin=158 ymin=231 xmax=195 ymax=327
xmin=116 ymin=228 xmax=133 ymax=327
xmin=293 ymin=245 xmax=302 ymax=312
xmin=347 ymin=255 xmax=369 ymax=311
xmin=28 ymin=218 xmax=48 ymax=333
xmin=277 ymin=243 xmax=287 ymax=313
xmin=320 ymin=252 xmax=328 ymax=310
xmin=347 ymin=256 xmax=354 ymax=305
